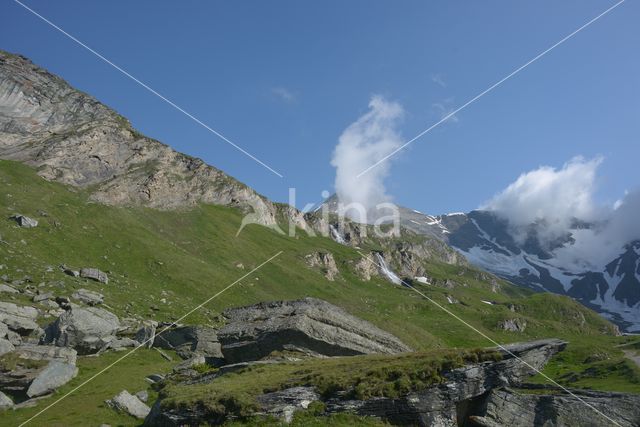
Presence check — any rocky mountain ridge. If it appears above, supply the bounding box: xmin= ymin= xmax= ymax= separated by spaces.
xmin=0 ymin=49 xmax=465 ymax=273
xmin=0 ymin=50 xmax=277 ymax=225
xmin=355 ymin=200 xmax=640 ymax=333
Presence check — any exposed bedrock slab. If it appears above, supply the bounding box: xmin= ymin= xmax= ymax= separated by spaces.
xmin=218 ymin=297 xmax=412 ymax=363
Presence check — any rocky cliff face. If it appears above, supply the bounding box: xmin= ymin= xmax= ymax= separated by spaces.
xmin=145 ymin=339 xmax=581 ymax=426
xmin=392 ymin=205 xmax=640 ymax=332
xmin=0 ymin=50 xmax=276 ymax=225
xmin=470 ymin=386 xmax=640 ymax=427
xmin=321 ymin=339 xmax=569 ymax=427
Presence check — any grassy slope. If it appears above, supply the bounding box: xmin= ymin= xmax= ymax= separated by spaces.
xmin=0 ymin=160 xmax=638 ymax=425
xmin=159 ymin=349 xmax=502 ymax=419
xmin=1 ymin=349 xmax=176 ymax=426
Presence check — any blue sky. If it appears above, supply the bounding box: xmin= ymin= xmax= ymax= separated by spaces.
xmin=1 ymin=0 xmax=638 ymax=214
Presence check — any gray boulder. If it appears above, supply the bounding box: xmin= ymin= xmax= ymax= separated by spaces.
xmin=55 ymin=296 xmax=72 ymax=310
xmin=0 ymin=391 xmax=13 ymax=410
xmin=0 ymin=345 xmax=76 ymax=396
xmin=218 ymin=298 xmax=411 ymax=363
xmin=80 ymin=268 xmax=109 ymax=284
xmin=13 ymin=344 xmax=77 ymax=365
xmin=101 ymin=337 xmax=139 ymax=352
xmin=72 ymin=288 xmax=104 ymax=306
xmin=0 ymin=338 xmax=15 ymax=356
xmin=44 ymin=306 xmax=120 ymax=354
xmin=26 ymin=361 xmax=78 ymax=397
xmin=304 ymin=252 xmax=339 ymax=281
xmin=10 ymin=214 xmax=38 ymax=228
xmin=135 ymin=390 xmax=149 ymax=403
xmin=173 ymin=354 xmax=206 ymax=374
xmin=0 ymin=284 xmax=19 ymax=294
xmin=106 ymin=390 xmax=150 ymax=419
xmin=33 ymin=292 xmax=54 ymax=303
xmin=257 ymin=386 xmax=320 ymax=423
xmin=6 ymin=330 xmax=22 ymax=345
xmin=0 ymin=322 xmax=8 ymax=338
xmin=145 ymin=373 xmax=165 ymax=384
xmin=0 ymin=301 xmax=39 ymax=334
xmin=153 ymin=326 xmax=221 ymax=360
xmin=135 ymin=320 xmax=157 ymax=349
xmin=497 ymin=318 xmax=527 ymax=333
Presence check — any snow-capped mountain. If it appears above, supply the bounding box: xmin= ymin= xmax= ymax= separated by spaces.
xmin=398 ymin=207 xmax=640 ymax=332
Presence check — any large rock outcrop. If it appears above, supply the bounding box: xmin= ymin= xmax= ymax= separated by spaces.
xmin=42 ymin=306 xmax=120 ymax=354
xmin=470 ymin=386 xmax=640 ymax=427
xmin=153 ymin=325 xmax=222 ymax=360
xmin=218 ymin=298 xmax=411 ymax=364
xmin=145 ymin=339 xmax=568 ymax=426
xmin=0 ymin=302 xmax=38 ymax=334
xmin=13 ymin=343 xmax=77 ymax=365
xmin=26 ymin=361 xmax=78 ymax=398
xmin=321 ymin=339 xmax=568 ymax=426
xmin=304 ymin=252 xmax=339 ymax=281
xmin=0 ymin=344 xmax=77 ymax=400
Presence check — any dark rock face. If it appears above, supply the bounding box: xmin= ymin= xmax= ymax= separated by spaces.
xmin=153 ymin=326 xmax=222 ymax=360
xmin=608 ymin=241 xmax=640 ymax=307
xmin=218 ymin=298 xmax=412 ymax=363
xmin=470 ymin=387 xmax=640 ymax=427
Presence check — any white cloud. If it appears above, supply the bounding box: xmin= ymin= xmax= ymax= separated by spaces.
xmin=271 ymin=87 xmax=296 ymax=103
xmin=331 ymin=95 xmax=404 ymax=222
xmin=484 ymin=156 xmax=601 ymax=231
xmin=553 ymin=189 xmax=640 ymax=269
xmin=484 ymin=156 xmax=640 ymax=268
xmin=431 ymin=73 xmax=446 ymax=88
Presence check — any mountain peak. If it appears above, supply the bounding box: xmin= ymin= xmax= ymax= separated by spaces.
xmin=0 ymin=49 xmax=277 ymax=225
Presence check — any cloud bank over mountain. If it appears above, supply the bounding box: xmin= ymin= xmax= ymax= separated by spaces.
xmin=483 ymin=156 xmax=640 ymax=269
xmin=331 ymin=95 xmax=404 ymax=222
